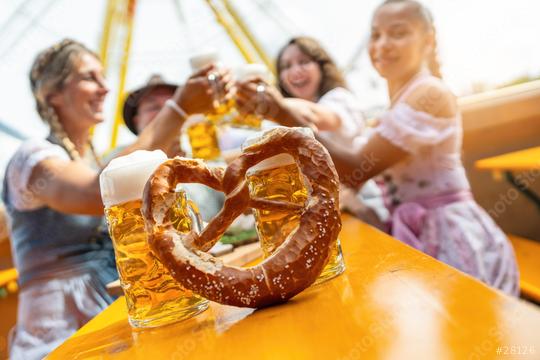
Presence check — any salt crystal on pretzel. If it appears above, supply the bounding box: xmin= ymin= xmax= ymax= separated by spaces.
xmin=142 ymin=127 xmax=341 ymax=308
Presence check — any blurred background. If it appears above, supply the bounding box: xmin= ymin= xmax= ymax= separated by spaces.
xmin=1 ymin=0 xmax=540 ymax=160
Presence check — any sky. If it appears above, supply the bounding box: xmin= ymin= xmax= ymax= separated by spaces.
xmin=1 ymin=0 xmax=540 ymax=172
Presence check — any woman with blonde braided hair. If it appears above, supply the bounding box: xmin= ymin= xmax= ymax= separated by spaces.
xmin=3 ymin=38 xmax=232 ymax=359
xmin=238 ymin=0 xmax=519 ymax=295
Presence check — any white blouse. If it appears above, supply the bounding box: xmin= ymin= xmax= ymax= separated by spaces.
xmin=6 ymin=139 xmax=70 ymax=211
xmin=377 ymin=102 xmax=470 ymax=204
xmin=317 ymin=87 xmax=365 ymax=147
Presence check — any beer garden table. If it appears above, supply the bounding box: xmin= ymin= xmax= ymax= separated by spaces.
xmin=48 ymin=215 xmax=540 ymax=359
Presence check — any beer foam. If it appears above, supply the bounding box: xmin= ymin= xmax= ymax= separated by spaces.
xmin=100 ymin=150 xmax=167 ymax=207
xmin=189 ymin=50 xmax=219 ymax=71
xmin=247 ymin=153 xmax=296 ymax=174
xmin=235 ymin=64 xmax=271 ymax=82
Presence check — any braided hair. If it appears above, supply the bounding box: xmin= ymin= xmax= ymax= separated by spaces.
xmin=378 ymin=0 xmax=442 ymax=78
xmin=29 ymin=39 xmax=102 ymax=164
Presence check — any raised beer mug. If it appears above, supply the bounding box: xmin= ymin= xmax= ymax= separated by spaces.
xmin=229 ymin=63 xmax=272 ymax=130
xmin=100 ymin=150 xmax=208 ymax=328
xmin=244 ymin=129 xmax=346 ymax=284
xmin=190 ymin=50 xmax=233 ymax=120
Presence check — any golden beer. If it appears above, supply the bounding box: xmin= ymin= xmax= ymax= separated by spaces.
xmin=186 ymin=116 xmax=221 ymax=161
xmin=190 ymin=52 xmax=268 ymax=129
xmin=246 ymin=153 xmax=345 ymax=284
xmin=100 ymin=150 xmax=208 ymax=328
xmin=190 ymin=50 xmax=233 ymax=124
xmin=229 ymin=110 xmax=263 ymax=130
xmin=227 ymin=64 xmax=271 ymax=130
xmin=206 ymin=99 xmax=236 ymax=125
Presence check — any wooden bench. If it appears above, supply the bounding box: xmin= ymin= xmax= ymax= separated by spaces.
xmin=508 ymin=234 xmax=540 ymax=303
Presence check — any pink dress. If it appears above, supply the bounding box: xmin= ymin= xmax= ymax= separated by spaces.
xmin=376 ymin=74 xmax=519 ymax=296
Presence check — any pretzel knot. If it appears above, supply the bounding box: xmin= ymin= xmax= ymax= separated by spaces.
xmin=142 ymin=127 xmax=341 ymax=308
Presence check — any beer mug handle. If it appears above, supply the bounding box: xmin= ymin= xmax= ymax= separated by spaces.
xmin=186 ymin=198 xmax=203 ymax=234
xmin=207 ymin=72 xmax=222 ymax=109
xmin=173 ymin=185 xmax=204 ymax=234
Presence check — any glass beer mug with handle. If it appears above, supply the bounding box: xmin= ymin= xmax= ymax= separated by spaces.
xmin=183 ymin=114 xmax=222 ymax=161
xmin=189 ymin=49 xmax=232 ymax=120
xmin=185 ymin=50 xmax=226 ymax=161
xmin=244 ymin=129 xmax=346 ymax=285
xmin=230 ymin=63 xmax=272 ymax=130
xmin=100 ymin=150 xmax=208 ymax=328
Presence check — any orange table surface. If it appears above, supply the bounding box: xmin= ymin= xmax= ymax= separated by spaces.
xmin=475 ymin=146 xmax=540 ymax=173
xmin=49 ymin=216 xmax=540 ymax=360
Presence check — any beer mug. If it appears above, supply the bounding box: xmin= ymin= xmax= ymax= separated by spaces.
xmin=184 ymin=115 xmax=222 ymax=161
xmin=244 ymin=130 xmax=345 ymax=284
xmin=230 ymin=64 xmax=271 ymax=130
xmin=100 ymin=150 xmax=208 ymax=328
xmin=190 ymin=50 xmax=233 ymax=120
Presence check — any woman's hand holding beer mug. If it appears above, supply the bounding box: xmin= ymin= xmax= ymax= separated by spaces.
xmin=175 ymin=64 xmax=234 ymax=116
xmin=235 ymin=77 xmax=318 ymax=132
xmin=235 ymin=76 xmax=286 ymax=123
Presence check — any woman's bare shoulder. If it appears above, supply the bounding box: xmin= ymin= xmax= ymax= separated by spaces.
xmin=403 ymin=78 xmax=458 ymax=119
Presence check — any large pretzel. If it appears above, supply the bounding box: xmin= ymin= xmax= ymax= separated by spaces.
xmin=142 ymin=127 xmax=341 ymax=308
